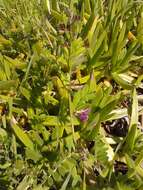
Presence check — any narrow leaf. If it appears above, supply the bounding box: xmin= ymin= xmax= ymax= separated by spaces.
xmin=12 ymin=124 xmax=34 ymax=150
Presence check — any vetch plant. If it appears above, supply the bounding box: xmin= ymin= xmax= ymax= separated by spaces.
xmin=0 ymin=0 xmax=143 ymax=189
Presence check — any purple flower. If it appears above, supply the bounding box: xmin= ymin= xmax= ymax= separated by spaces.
xmin=77 ymin=108 xmax=90 ymax=122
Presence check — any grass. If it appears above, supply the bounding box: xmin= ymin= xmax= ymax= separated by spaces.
xmin=0 ymin=0 xmax=143 ymax=189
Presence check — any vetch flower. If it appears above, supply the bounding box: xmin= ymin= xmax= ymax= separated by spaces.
xmin=76 ymin=108 xmax=90 ymax=122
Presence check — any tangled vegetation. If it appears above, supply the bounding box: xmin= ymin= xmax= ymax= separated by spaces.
xmin=0 ymin=0 xmax=143 ymax=189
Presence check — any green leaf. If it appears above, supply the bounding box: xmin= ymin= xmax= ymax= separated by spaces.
xmin=112 ymin=72 xmax=133 ymax=90
xmin=116 ymin=182 xmax=134 ymax=190
xmin=22 ymin=54 xmax=36 ymax=84
xmin=60 ymin=173 xmax=71 ymax=190
xmin=124 ymin=89 xmax=138 ymax=151
xmin=4 ymin=61 xmax=11 ymax=80
xmin=45 ymin=0 xmax=51 ymax=14
xmin=84 ymin=0 xmax=91 ymax=14
xmin=72 ymin=73 xmax=96 ymax=111
xmin=0 ymin=80 xmax=17 ymax=90
xmin=42 ymin=116 xmax=60 ymax=126
xmin=25 ymin=148 xmax=42 ymax=163
xmin=20 ymin=87 xmax=31 ymax=101
xmin=89 ymin=30 xmax=107 ymax=67
xmin=69 ymin=38 xmax=86 ymax=70
xmin=17 ymin=175 xmax=33 ymax=190
xmin=111 ymin=23 xmax=126 ymax=67
xmin=0 ymin=163 xmax=11 ymax=169
xmin=87 ymin=16 xmax=99 ymax=45
xmin=100 ymin=99 xmax=119 ymax=121
xmin=2 ymin=55 xmax=27 ymax=70
xmin=94 ymin=133 xmax=112 ymax=166
xmin=52 ymin=76 xmax=68 ymax=99
xmin=106 ymin=108 xmax=128 ymax=121
xmin=81 ymin=12 xmax=96 ymax=38
xmin=0 ymin=35 xmax=12 ymax=46
xmin=118 ymin=40 xmax=139 ymax=71
xmin=12 ymin=124 xmax=34 ymax=150
xmin=0 ymin=128 xmax=7 ymax=140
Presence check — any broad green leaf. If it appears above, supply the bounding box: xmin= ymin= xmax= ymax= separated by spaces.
xmin=112 ymin=72 xmax=133 ymax=90
xmin=25 ymin=148 xmax=42 ymax=163
xmin=52 ymin=76 xmax=68 ymax=99
xmin=106 ymin=108 xmax=128 ymax=121
xmin=12 ymin=124 xmax=34 ymax=150
xmin=43 ymin=115 xmax=79 ymax=126
xmin=0 ymin=35 xmax=12 ymax=46
xmin=42 ymin=116 xmax=60 ymax=126
xmin=0 ymin=80 xmax=17 ymax=90
xmin=29 ymin=131 xmax=44 ymax=146
xmin=100 ymin=167 xmax=110 ymax=178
